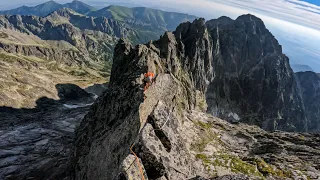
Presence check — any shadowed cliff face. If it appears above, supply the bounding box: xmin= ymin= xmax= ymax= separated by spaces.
xmin=295 ymin=71 xmax=320 ymax=133
xmin=204 ymin=15 xmax=307 ymax=132
xmin=73 ymin=15 xmax=320 ymax=180
xmin=172 ymin=15 xmax=306 ymax=132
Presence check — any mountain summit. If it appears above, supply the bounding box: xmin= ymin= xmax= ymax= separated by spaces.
xmin=64 ymin=0 xmax=96 ymax=14
xmin=205 ymin=14 xmax=307 ymax=132
xmin=0 ymin=0 xmax=95 ymax=16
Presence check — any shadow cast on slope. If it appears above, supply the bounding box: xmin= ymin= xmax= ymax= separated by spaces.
xmin=0 ymin=83 xmax=103 ymax=180
xmin=0 ymin=83 xmax=96 ymax=128
xmin=73 ymin=83 xmax=145 ymax=179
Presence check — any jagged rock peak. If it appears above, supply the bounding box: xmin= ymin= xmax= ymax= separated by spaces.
xmin=173 ymin=18 xmax=213 ymax=91
xmin=204 ymin=14 xmax=303 ymax=131
xmin=206 ymin=16 xmax=233 ymax=28
xmin=47 ymin=8 xmax=77 ymax=18
xmin=50 ymin=7 xmax=76 ymax=14
xmin=43 ymin=0 xmax=60 ymax=5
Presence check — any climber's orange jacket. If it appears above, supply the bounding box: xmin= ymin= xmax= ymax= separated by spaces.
xmin=144 ymin=72 xmax=155 ymax=79
xmin=144 ymin=72 xmax=155 ymax=92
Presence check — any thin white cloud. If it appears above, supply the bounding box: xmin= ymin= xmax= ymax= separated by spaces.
xmin=135 ymin=0 xmax=320 ymax=31
xmin=214 ymin=0 xmax=320 ymax=29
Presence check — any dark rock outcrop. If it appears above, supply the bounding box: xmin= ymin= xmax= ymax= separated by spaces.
xmin=296 ymin=71 xmax=320 ymax=133
xmin=56 ymin=83 xmax=94 ymax=103
xmin=0 ymin=104 xmax=89 ymax=180
xmin=204 ymin=15 xmax=307 ymax=132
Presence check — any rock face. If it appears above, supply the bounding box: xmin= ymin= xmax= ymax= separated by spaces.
xmin=295 ymin=71 xmax=320 ymax=133
xmin=205 ymin=15 xmax=306 ymax=132
xmin=56 ymin=83 xmax=95 ymax=103
xmin=73 ymin=15 xmax=320 ymax=180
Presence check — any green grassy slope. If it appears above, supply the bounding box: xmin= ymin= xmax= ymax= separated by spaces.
xmin=88 ymin=5 xmax=197 ymax=31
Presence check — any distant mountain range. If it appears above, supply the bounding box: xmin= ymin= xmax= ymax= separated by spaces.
xmin=0 ymin=1 xmax=197 ymax=108
xmin=0 ymin=0 xmax=96 ymax=17
xmin=87 ymin=5 xmax=197 ymax=30
xmin=291 ymin=64 xmax=314 ymax=72
xmin=0 ymin=1 xmax=197 ymax=32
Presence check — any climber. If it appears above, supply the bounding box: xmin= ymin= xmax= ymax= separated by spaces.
xmin=143 ymin=71 xmax=155 ymax=91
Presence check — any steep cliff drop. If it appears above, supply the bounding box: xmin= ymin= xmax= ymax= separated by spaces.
xmin=295 ymin=71 xmax=320 ymax=133
xmin=205 ymin=15 xmax=307 ymax=132
xmin=73 ymin=15 xmax=320 ymax=180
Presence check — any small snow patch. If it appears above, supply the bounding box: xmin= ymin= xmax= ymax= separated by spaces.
xmin=228 ymin=112 xmax=240 ymax=121
xmin=63 ymin=103 xmax=93 ymax=109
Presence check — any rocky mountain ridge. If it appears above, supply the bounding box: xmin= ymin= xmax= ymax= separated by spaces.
xmin=72 ymin=15 xmax=320 ymax=180
xmin=0 ymin=0 xmax=96 ymax=17
xmin=0 ymin=8 xmax=131 ymax=60
xmin=87 ymin=5 xmax=198 ymax=31
xmin=291 ymin=64 xmax=314 ymax=72
xmin=0 ymin=1 xmax=197 ymax=33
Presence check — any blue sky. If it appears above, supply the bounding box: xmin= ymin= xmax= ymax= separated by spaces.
xmin=1 ymin=0 xmax=320 ymax=71
xmin=301 ymin=0 xmax=320 ymax=6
